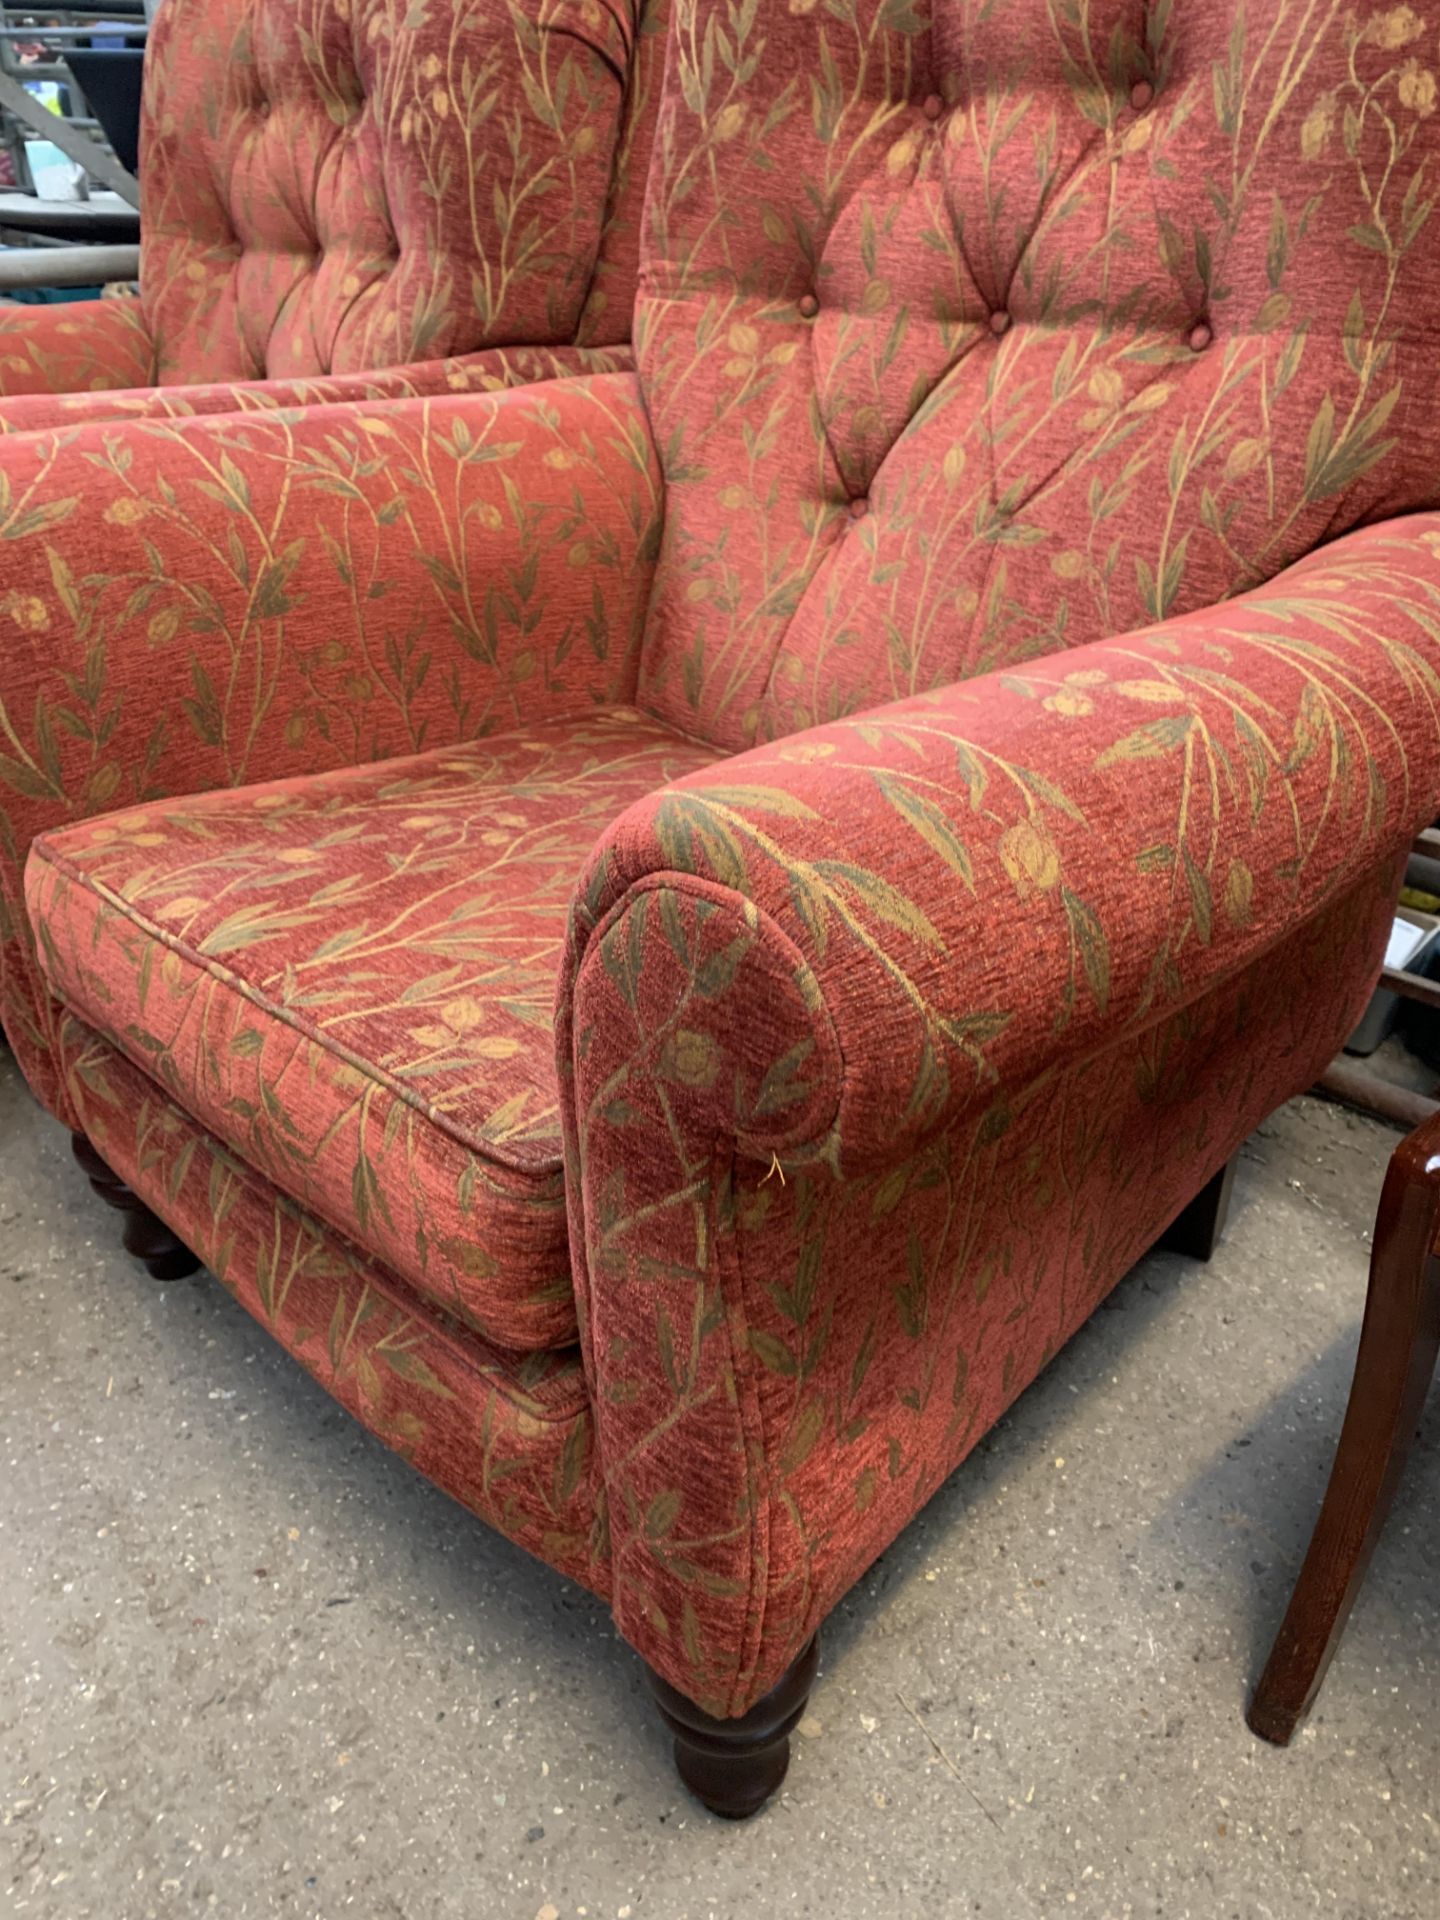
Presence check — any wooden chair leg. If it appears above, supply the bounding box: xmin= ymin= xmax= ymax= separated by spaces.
xmin=646 ymin=1634 xmax=819 ymax=1819
xmin=72 ymin=1132 xmax=202 ymax=1282
xmin=1247 ymin=1117 xmax=1440 ymax=1745
xmin=1159 ymin=1156 xmax=1237 ymax=1261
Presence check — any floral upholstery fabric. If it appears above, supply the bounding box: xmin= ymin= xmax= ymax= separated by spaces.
xmin=586 ymin=528 xmax=1440 ymax=1179
xmin=0 ymin=342 xmax=633 ymax=438
xmin=0 ymin=0 xmax=667 ymax=406
xmin=59 ymin=1012 xmax=607 ymax=1594
xmin=28 ymin=709 xmax=716 ymax=1350
xmin=0 ymin=298 xmax=154 ymax=400
xmin=634 ymin=0 xmax=1440 ymax=750
xmin=560 ymin=864 xmax=1399 ymax=1712
xmin=559 ymin=527 xmax=1440 ymax=1708
xmin=0 ymin=372 xmax=663 ymax=1124
xmin=139 ymin=0 xmax=632 ymax=383
xmin=9 ymin=0 xmax=1440 ymax=1725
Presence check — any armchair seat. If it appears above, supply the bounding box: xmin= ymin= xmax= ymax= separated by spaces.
xmin=26 ymin=706 xmax=717 ymax=1351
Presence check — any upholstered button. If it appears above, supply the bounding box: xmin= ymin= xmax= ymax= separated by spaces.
xmin=798 ymin=292 xmax=819 ymax=319
xmin=989 ymin=309 xmax=1011 ymax=336
xmin=922 ymin=93 xmax=943 ymax=121
xmin=1188 ymin=320 xmax=1213 ymax=352
xmin=1129 ymin=80 xmax=1154 ymax=111
xmin=848 ymin=496 xmax=869 ymax=520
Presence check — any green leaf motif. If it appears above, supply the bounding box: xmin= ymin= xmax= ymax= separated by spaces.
xmin=1062 ymin=887 xmax=1112 ymax=1013
xmin=1095 ymin=714 xmax=1192 ymax=767
xmin=874 ymin=772 xmax=974 ymax=892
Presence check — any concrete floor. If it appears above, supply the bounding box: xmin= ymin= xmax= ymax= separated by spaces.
xmin=3 ymin=1046 xmax=1438 ymax=1920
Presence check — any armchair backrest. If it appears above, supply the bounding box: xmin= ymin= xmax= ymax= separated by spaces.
xmin=574 ymin=0 xmax=670 ymax=350
xmin=632 ymin=0 xmax=1440 ymax=754
xmin=139 ymin=0 xmax=665 ymax=383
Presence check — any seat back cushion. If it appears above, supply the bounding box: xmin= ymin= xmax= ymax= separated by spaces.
xmin=632 ymin=0 xmax=1440 ymax=752
xmin=140 ymin=0 xmax=639 ymax=383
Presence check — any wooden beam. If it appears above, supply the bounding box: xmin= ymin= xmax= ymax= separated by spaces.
xmin=1379 ymin=965 xmax=1440 ymax=1011
xmin=1317 ymin=1057 xmax=1440 ymax=1131
xmin=0 ymin=67 xmax=139 ymax=206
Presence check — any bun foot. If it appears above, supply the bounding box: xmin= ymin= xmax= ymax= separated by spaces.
xmin=72 ymin=1132 xmax=201 ymax=1282
xmin=1159 ymin=1156 xmax=1237 ymax=1261
xmin=646 ymin=1634 xmax=819 ymax=1819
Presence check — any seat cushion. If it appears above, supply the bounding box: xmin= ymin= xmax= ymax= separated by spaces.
xmin=27 ymin=707 xmax=717 ymax=1350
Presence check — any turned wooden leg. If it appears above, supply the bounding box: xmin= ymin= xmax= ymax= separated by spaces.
xmin=1159 ymin=1156 xmax=1237 ymax=1261
xmin=646 ymin=1634 xmax=819 ymax=1819
xmin=1247 ymin=1117 xmax=1440 ymax=1745
xmin=72 ymin=1132 xmax=201 ymax=1282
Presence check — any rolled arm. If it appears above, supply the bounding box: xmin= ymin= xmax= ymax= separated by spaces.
xmin=557 ymin=513 xmax=1440 ymax=1717
xmin=571 ymin=513 xmax=1440 ymax=1179
xmin=0 ymin=341 xmax=635 ymax=437
xmin=0 ymin=369 xmax=662 ymax=1118
xmin=0 ymin=297 xmax=155 ymax=400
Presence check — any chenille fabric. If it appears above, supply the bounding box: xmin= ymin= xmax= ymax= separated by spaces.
xmin=27 ymin=709 xmax=715 ymax=1350
xmin=0 ymin=342 xmax=634 ymax=437
xmin=0 ymin=0 xmax=667 ymax=408
xmin=58 ymin=1011 xmax=606 ymax=1590
xmin=633 ymin=1 xmax=1440 ymax=751
xmin=0 ymin=372 xmax=663 ymax=1121
xmin=0 ymin=298 xmax=155 ymax=401
xmin=10 ymin=0 xmax=1440 ymax=1722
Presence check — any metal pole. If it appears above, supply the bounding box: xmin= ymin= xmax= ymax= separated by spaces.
xmin=0 ymin=241 xmax=138 ymax=288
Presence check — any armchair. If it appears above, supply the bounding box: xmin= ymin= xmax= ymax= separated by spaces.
xmin=8 ymin=0 xmax=1440 ymax=1818
xmin=0 ymin=0 xmax=667 ymax=431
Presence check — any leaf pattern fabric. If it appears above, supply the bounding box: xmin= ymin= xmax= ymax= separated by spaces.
xmin=634 ymin=0 xmax=1440 ymax=749
xmin=583 ymin=526 xmax=1440 ymax=1180
xmin=0 ymin=343 xmax=634 ymax=438
xmin=557 ymin=527 xmax=1440 ymax=1709
xmin=27 ymin=709 xmax=716 ymax=1350
xmin=0 ymin=297 xmax=155 ymax=400
xmin=559 ymin=863 xmax=1399 ymax=1713
xmin=7 ymin=0 xmax=1440 ymax=1725
xmin=0 ymin=0 xmax=668 ymax=405
xmin=0 ymin=372 xmax=663 ymax=1122
xmin=59 ymin=1012 xmax=608 ymax=1597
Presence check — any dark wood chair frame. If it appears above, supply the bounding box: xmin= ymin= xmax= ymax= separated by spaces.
xmin=1247 ymin=1111 xmax=1440 ymax=1744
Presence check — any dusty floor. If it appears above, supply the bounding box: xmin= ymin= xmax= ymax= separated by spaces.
xmin=2 ymin=1045 xmax=1438 ymax=1920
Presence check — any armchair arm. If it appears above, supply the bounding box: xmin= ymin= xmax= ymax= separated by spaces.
xmin=0 ymin=369 xmax=662 ymax=1120
xmin=0 ymin=341 xmax=635 ymax=437
xmin=558 ymin=514 xmax=1440 ymax=1715
xmin=575 ymin=514 xmax=1440 ymax=1178
xmin=0 ymin=297 xmax=154 ymax=399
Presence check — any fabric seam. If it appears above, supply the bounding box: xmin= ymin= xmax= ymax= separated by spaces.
xmin=35 ymin=844 xmax=568 ymax=1189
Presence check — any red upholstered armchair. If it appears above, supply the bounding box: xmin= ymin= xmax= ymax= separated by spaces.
xmin=7 ymin=0 xmax=1440 ymax=1818
xmin=0 ymin=0 xmax=666 ymax=431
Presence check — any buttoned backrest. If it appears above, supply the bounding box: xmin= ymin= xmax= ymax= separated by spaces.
xmin=632 ymin=0 xmax=1440 ymax=753
xmin=139 ymin=0 xmax=659 ymax=383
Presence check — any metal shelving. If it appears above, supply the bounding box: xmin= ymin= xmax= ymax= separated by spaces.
xmin=0 ymin=4 xmax=148 ymax=287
